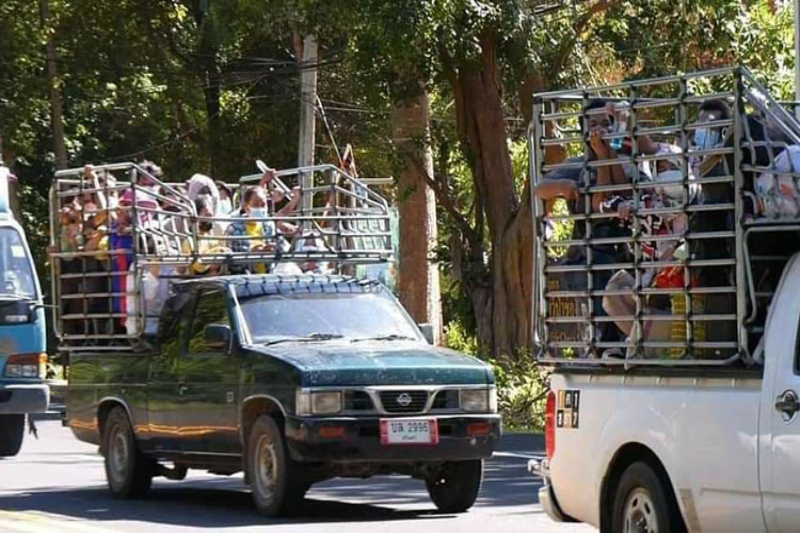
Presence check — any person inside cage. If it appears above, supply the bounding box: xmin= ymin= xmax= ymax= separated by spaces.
xmin=533 ymin=99 xmax=659 ymax=351
xmin=79 ymin=166 xmax=116 ymax=336
xmin=85 ymin=188 xmax=139 ymax=334
xmin=226 ymin=165 xmax=303 ymax=269
xmin=216 ymin=180 xmax=235 ymax=216
xmin=601 ymin=144 xmax=698 ymax=358
xmin=181 ymin=196 xmax=230 ymax=276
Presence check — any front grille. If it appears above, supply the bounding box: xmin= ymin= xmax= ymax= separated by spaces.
xmin=379 ymin=390 xmax=429 ymax=414
xmin=344 ymin=390 xmax=374 ymax=411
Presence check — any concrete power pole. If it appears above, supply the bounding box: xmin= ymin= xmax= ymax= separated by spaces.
xmin=298 ymin=36 xmax=318 ymax=215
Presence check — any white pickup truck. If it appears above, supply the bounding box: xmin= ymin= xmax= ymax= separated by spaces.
xmin=528 ymin=67 xmax=800 ymax=532
xmin=534 ymin=254 xmax=800 ymax=532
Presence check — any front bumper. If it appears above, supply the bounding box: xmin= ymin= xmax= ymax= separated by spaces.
xmin=0 ymin=382 xmax=49 ymax=415
xmin=286 ymin=414 xmax=501 ymax=463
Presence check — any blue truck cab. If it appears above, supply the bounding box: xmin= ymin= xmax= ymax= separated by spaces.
xmin=0 ymin=164 xmax=49 ymax=456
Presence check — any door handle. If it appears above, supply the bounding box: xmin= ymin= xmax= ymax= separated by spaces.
xmin=775 ymin=391 xmax=800 ymax=416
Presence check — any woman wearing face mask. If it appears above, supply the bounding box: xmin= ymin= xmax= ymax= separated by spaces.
xmin=223 ymin=187 xmax=276 ymax=274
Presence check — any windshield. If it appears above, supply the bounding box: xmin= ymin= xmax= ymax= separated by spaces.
xmin=0 ymin=227 xmax=36 ymax=298
xmin=239 ymin=291 xmax=420 ymax=344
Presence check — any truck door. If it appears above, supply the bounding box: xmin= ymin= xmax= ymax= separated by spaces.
xmin=177 ymin=287 xmax=239 ymax=455
xmin=759 ymin=255 xmax=800 ymax=531
xmin=147 ymin=291 xmax=192 ymax=452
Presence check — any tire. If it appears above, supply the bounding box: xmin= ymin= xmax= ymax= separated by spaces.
xmin=0 ymin=414 xmax=25 ymax=457
xmin=426 ymin=459 xmax=483 ymax=513
xmin=101 ymin=406 xmax=153 ymax=498
xmin=246 ymin=415 xmax=307 ymax=517
xmin=610 ymin=461 xmax=686 ymax=533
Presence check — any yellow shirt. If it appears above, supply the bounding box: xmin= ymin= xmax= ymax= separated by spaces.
xmin=245 ymin=221 xmax=267 ymax=274
xmin=183 ymin=232 xmax=220 ymax=275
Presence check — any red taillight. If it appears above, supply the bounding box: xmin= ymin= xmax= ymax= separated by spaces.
xmin=545 ymin=390 xmax=556 ymax=460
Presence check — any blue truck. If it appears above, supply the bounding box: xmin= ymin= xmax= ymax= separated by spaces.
xmin=0 ymin=164 xmax=49 ymax=457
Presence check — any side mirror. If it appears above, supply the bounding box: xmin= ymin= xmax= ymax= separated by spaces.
xmin=418 ymin=323 xmax=435 ymax=345
xmin=204 ymin=323 xmax=232 ymax=352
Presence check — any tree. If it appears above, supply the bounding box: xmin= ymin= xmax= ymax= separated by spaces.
xmin=392 ymin=92 xmax=443 ymax=342
xmin=346 ymin=0 xmax=623 ymax=356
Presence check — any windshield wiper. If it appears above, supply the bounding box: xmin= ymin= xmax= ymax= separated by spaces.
xmin=263 ymin=333 xmax=344 ymax=346
xmin=351 ymin=334 xmax=416 ymax=343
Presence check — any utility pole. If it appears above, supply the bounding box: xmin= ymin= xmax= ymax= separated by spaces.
xmin=795 ymin=0 xmax=800 ymax=119
xmin=297 ymin=35 xmax=317 ymax=215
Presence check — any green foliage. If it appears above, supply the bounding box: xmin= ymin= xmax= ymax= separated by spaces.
xmin=444 ymin=320 xmax=548 ymax=431
xmin=487 ymin=354 xmax=549 ymax=433
xmin=444 ymin=319 xmax=480 ymax=355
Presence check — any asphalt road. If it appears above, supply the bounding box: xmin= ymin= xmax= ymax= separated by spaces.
xmin=0 ymin=420 xmax=592 ymax=533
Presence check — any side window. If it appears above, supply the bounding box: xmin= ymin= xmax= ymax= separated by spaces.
xmin=159 ymin=291 xmax=193 ymax=360
xmin=187 ymin=289 xmax=230 ymax=354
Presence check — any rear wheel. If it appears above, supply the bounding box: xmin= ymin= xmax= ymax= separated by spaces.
xmin=246 ymin=416 xmax=307 ymax=516
xmin=102 ymin=406 xmax=153 ymax=498
xmin=610 ymin=461 xmax=685 ymax=533
xmin=426 ymin=459 xmax=483 ymax=513
xmin=0 ymin=414 xmax=24 ymax=457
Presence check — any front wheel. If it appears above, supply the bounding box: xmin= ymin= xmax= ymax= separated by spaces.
xmin=0 ymin=414 xmax=25 ymax=457
xmin=426 ymin=459 xmax=483 ymax=513
xmin=610 ymin=461 xmax=685 ymax=533
xmin=101 ymin=407 xmax=153 ymax=498
xmin=246 ymin=416 xmax=307 ymax=516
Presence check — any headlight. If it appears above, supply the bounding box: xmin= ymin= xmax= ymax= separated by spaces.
xmin=296 ymin=390 xmax=343 ymax=416
xmin=3 ymin=353 xmax=47 ymax=379
xmin=460 ymin=388 xmax=497 ymax=413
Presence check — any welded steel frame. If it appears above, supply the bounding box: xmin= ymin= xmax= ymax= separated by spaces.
xmin=530 ymin=66 xmax=800 ymax=368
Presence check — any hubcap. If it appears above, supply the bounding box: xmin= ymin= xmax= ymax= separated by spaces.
xmin=108 ymin=424 xmax=129 ymax=487
xmin=253 ymin=434 xmax=278 ymax=502
xmin=624 ymin=487 xmax=658 ymax=533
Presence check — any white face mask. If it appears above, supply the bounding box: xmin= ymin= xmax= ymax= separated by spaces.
xmin=249 ymin=207 xmax=267 ymax=219
xmin=655 ymin=170 xmax=685 ymax=200
xmin=219 ymin=198 xmax=233 ymax=215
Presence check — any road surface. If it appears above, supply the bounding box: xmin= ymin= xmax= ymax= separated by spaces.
xmin=0 ymin=420 xmax=591 ymax=532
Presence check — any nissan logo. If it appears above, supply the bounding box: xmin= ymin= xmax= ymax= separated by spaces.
xmin=396 ymin=393 xmax=413 ymax=407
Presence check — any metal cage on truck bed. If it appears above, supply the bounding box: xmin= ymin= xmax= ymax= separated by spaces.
xmin=530 ymin=66 xmax=800 ymax=367
xmin=49 ymin=162 xmax=393 ymax=353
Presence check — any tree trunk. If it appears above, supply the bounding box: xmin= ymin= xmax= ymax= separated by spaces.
xmin=392 ymin=92 xmax=443 ymax=343
xmin=445 ymin=32 xmax=533 ymax=357
xmin=40 ymin=0 xmax=67 ymax=170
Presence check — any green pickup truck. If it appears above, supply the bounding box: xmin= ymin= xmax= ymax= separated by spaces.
xmin=66 ymin=275 xmax=501 ymax=516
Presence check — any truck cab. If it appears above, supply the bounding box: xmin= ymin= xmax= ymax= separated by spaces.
xmin=527 ymin=66 xmax=800 ymax=531
xmin=53 ymin=163 xmax=500 ymax=516
xmin=0 ymin=164 xmax=49 ymax=457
